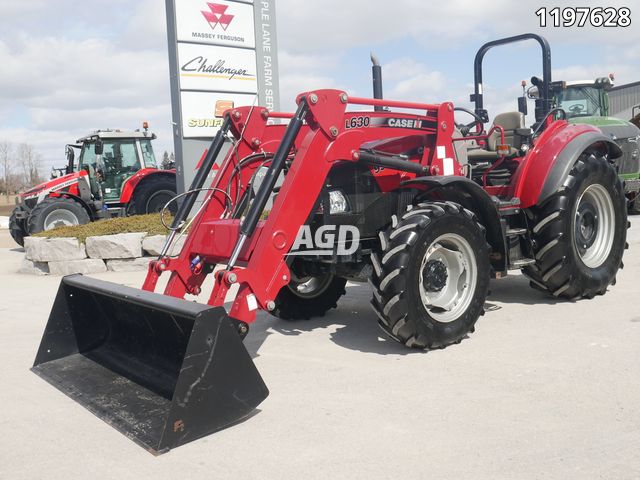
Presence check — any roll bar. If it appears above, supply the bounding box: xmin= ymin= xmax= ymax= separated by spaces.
xmin=471 ymin=33 xmax=552 ymax=124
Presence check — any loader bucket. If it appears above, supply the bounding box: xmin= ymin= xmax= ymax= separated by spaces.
xmin=31 ymin=274 xmax=268 ymax=454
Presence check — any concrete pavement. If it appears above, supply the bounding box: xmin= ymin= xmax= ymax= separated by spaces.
xmin=0 ymin=223 xmax=639 ymax=479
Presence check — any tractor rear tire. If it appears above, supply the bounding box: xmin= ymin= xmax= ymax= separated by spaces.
xmin=9 ymin=206 xmax=27 ymax=246
xmin=27 ymin=197 xmax=90 ymax=235
xmin=370 ymin=201 xmax=491 ymax=349
xmin=524 ymin=153 xmax=627 ymax=298
xmin=271 ymin=273 xmax=347 ymax=320
xmin=129 ymin=176 xmax=177 ymax=215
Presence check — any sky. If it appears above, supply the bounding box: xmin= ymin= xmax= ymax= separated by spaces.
xmin=0 ymin=0 xmax=639 ymax=172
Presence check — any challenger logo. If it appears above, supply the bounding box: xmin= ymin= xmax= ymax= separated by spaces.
xmin=201 ymin=3 xmax=234 ymax=31
xmin=181 ymin=56 xmax=254 ymax=81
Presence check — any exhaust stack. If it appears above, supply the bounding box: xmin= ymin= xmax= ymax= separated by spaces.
xmin=371 ymin=52 xmax=384 ymax=112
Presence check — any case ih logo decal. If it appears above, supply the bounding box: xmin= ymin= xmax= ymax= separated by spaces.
xmin=201 ymin=3 xmax=234 ymax=31
xmin=387 ymin=118 xmax=423 ymax=129
xmin=344 ymin=116 xmax=437 ymax=130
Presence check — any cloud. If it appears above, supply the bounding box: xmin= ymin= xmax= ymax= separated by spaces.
xmin=276 ymin=51 xmax=345 ymax=110
xmin=0 ymin=37 xmax=170 ymax=110
xmin=0 ymin=0 xmax=174 ymax=170
xmin=382 ymin=58 xmax=446 ymax=102
xmin=1 ymin=0 xmax=639 ymax=174
xmin=277 ymin=0 xmax=639 ymax=53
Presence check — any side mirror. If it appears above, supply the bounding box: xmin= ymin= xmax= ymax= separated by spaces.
xmin=65 ymin=145 xmax=75 ymax=162
xmin=95 ymin=139 xmax=104 ymax=155
xmin=518 ymin=96 xmax=528 ymax=116
xmin=530 ymin=76 xmax=542 ymax=88
xmin=65 ymin=146 xmax=75 ymax=174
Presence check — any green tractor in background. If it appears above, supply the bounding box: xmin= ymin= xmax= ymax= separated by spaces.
xmin=549 ymin=76 xmax=640 ymax=213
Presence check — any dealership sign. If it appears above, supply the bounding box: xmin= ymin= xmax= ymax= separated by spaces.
xmin=165 ymin=0 xmax=279 ymax=193
xmin=177 ymin=43 xmax=258 ymax=92
xmin=175 ymin=0 xmax=256 ymax=49
xmin=180 ymin=91 xmax=257 ymax=137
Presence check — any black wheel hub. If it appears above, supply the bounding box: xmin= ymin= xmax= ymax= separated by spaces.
xmin=422 ymin=260 xmax=448 ymax=292
xmin=575 ymin=201 xmax=599 ymax=251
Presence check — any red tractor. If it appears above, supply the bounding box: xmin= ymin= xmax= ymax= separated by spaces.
xmin=32 ymin=34 xmax=627 ymax=453
xmin=10 ymin=124 xmax=177 ymax=245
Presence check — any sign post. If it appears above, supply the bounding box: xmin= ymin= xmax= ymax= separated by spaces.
xmin=165 ymin=0 xmax=280 ymax=193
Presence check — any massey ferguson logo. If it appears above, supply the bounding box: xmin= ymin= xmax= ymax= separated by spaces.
xmin=201 ymin=3 xmax=234 ymax=31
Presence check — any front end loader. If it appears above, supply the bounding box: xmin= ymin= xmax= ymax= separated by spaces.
xmin=32 ymin=33 xmax=628 ymax=453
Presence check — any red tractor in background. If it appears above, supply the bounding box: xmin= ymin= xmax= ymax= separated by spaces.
xmin=9 ymin=124 xmax=177 ymax=245
xmin=32 ymin=34 xmax=628 ymax=453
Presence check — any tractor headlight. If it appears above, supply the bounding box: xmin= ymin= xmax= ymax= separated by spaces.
xmin=329 ymin=190 xmax=349 ymax=214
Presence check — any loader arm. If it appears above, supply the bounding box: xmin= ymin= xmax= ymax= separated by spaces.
xmin=144 ymin=90 xmax=456 ymax=324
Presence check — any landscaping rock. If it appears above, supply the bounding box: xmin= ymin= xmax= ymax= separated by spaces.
xmin=18 ymin=258 xmax=49 ymax=275
xmin=24 ymin=237 xmax=86 ymax=262
xmin=141 ymin=235 xmax=165 ymax=256
xmin=48 ymin=259 xmax=107 ymax=275
xmin=142 ymin=234 xmax=186 ymax=257
xmin=106 ymin=257 xmax=152 ymax=272
xmin=85 ymin=232 xmax=146 ymax=259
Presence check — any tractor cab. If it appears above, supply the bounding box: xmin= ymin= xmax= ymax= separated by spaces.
xmin=77 ymin=125 xmax=158 ymax=203
xmin=550 ymin=77 xmax=613 ymax=120
xmin=10 ymin=123 xmax=176 ymax=247
xmin=534 ymin=75 xmax=640 ymax=206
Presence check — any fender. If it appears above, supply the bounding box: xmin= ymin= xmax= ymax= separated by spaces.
xmin=512 ymin=122 xmax=622 ymax=208
xmin=401 ymin=175 xmax=507 ymax=273
xmin=120 ymin=169 xmax=176 ymax=204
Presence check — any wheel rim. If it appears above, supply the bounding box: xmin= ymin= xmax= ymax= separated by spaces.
xmin=146 ymin=190 xmax=175 ymax=213
xmin=574 ymin=184 xmax=615 ymax=268
xmin=43 ymin=209 xmax=80 ymax=230
xmin=418 ymin=233 xmax=478 ymax=323
xmin=288 ymin=273 xmax=333 ymax=299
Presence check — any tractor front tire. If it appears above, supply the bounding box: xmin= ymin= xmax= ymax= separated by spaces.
xmin=370 ymin=201 xmax=491 ymax=349
xmin=129 ymin=176 xmax=177 ymax=215
xmin=9 ymin=206 xmax=28 ymax=246
xmin=271 ymin=274 xmax=347 ymax=320
xmin=524 ymin=153 xmax=627 ymax=298
xmin=27 ymin=197 xmax=90 ymax=235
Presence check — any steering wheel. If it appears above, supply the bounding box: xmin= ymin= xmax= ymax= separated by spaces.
xmin=454 ymin=107 xmax=485 ymax=136
xmin=569 ymin=104 xmax=585 ymax=115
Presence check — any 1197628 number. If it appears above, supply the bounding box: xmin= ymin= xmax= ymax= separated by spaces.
xmin=536 ymin=7 xmax=631 ymax=27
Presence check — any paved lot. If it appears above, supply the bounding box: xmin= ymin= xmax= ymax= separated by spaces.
xmin=0 ymin=223 xmax=639 ymax=479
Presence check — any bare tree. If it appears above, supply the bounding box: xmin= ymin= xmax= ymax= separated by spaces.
xmin=18 ymin=143 xmax=43 ymax=188
xmin=0 ymin=141 xmax=13 ymax=195
xmin=161 ymin=150 xmax=170 ymax=169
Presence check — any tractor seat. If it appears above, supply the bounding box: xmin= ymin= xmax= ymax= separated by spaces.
xmin=467 ymin=111 xmax=526 ymax=162
xmin=83 ymin=165 xmax=102 ymax=199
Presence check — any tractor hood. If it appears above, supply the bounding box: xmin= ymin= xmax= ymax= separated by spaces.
xmin=568 ymin=115 xmax=636 ymax=129
xmin=20 ymin=172 xmax=80 ymax=201
xmin=572 ymin=118 xmax=640 ymax=177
